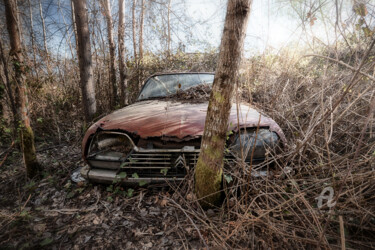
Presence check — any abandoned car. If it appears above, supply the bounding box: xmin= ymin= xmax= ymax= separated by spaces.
xmin=81 ymin=73 xmax=286 ymax=184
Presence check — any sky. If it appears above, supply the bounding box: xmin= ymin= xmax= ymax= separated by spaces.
xmin=36 ymin=0 xmax=363 ymax=58
xmin=184 ymin=0 xmax=355 ymax=55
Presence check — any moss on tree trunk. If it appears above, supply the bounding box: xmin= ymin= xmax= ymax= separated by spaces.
xmin=5 ymin=0 xmax=40 ymax=178
xmin=195 ymin=156 xmax=223 ymax=207
xmin=21 ymin=126 xmax=40 ymax=178
xmin=194 ymin=0 xmax=252 ymax=207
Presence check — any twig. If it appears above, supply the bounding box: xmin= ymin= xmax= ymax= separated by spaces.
xmin=0 ymin=141 xmax=15 ymax=168
xmin=168 ymin=198 xmax=209 ymax=249
xmin=303 ymin=54 xmax=375 ymax=82
xmin=339 ymin=216 xmax=346 ymax=250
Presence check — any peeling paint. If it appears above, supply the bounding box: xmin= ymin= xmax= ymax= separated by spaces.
xmin=82 ymin=99 xmax=286 ymax=159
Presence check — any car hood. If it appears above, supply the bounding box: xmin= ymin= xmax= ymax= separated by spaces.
xmin=82 ymin=100 xmax=286 ymax=151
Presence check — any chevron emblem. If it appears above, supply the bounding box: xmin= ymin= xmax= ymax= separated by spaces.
xmin=174 ymin=155 xmax=186 ymax=168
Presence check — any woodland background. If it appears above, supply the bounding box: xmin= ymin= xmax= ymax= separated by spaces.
xmin=0 ymin=0 xmax=375 ymax=248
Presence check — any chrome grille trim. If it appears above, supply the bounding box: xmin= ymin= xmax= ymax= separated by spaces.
xmin=87 ymin=148 xmax=199 ymax=178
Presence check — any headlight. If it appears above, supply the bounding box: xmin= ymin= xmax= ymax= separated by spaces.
xmin=230 ymin=128 xmax=279 ymax=161
xmin=88 ymin=132 xmax=135 ymax=160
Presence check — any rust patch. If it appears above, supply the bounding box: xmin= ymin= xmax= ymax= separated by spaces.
xmin=82 ymin=100 xmax=286 ymax=159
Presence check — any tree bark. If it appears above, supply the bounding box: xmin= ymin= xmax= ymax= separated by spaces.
xmin=72 ymin=0 xmax=97 ymax=123
xmin=39 ymin=0 xmax=50 ymax=72
xmin=194 ymin=0 xmax=252 ymax=207
xmin=139 ymin=0 xmax=145 ymax=62
xmin=118 ymin=0 xmax=128 ymax=106
xmin=0 ymin=38 xmax=17 ymax=131
xmin=4 ymin=0 xmax=40 ymax=178
xmin=132 ymin=0 xmax=138 ymax=62
xmin=167 ymin=0 xmax=171 ymax=57
xmin=28 ymin=0 xmax=39 ymax=81
xmin=71 ymin=0 xmax=79 ymax=56
xmin=100 ymin=0 xmax=118 ymax=108
xmin=58 ymin=0 xmax=75 ymax=60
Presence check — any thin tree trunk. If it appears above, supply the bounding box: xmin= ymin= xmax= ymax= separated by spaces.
xmin=0 ymin=38 xmax=17 ymax=129
xmin=167 ymin=0 xmax=171 ymax=56
xmin=100 ymin=0 xmax=118 ymax=108
xmin=28 ymin=0 xmax=39 ymax=81
xmin=195 ymin=0 xmax=252 ymax=207
xmin=39 ymin=0 xmax=50 ymax=72
xmin=139 ymin=0 xmax=144 ymax=62
xmin=137 ymin=0 xmax=145 ymax=93
xmin=132 ymin=0 xmax=138 ymax=62
xmin=118 ymin=0 xmax=128 ymax=106
xmin=4 ymin=0 xmax=40 ymax=178
xmin=71 ymin=0 xmax=79 ymax=56
xmin=58 ymin=0 xmax=75 ymax=60
xmin=72 ymin=0 xmax=97 ymax=123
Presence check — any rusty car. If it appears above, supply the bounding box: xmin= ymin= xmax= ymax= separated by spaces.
xmin=80 ymin=72 xmax=286 ymax=184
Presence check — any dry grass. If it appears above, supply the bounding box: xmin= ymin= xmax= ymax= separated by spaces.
xmin=1 ymin=43 xmax=374 ymax=248
xmin=166 ymin=44 xmax=375 ymax=248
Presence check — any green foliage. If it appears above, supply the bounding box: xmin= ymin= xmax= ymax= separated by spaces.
xmin=106 ymin=185 xmax=113 ymax=192
xmin=126 ymin=188 xmax=134 ymax=197
xmin=160 ymin=168 xmax=168 ymax=176
xmin=40 ymin=238 xmax=53 ymax=246
xmin=106 ymin=183 xmax=135 ymax=198
xmin=66 ymin=191 xmax=76 ymax=199
xmin=118 ymin=172 xmax=127 ymax=178
xmin=138 ymin=180 xmax=147 ymax=187
xmin=24 ymin=180 xmax=36 ymax=191
xmin=132 ymin=173 xmax=139 ymax=179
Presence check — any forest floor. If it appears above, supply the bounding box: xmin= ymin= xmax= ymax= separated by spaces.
xmin=0 ymin=143 xmax=209 ymax=249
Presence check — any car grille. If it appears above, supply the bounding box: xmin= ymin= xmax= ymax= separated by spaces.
xmin=120 ymin=151 xmax=198 ymax=178
xmin=87 ymin=150 xmax=199 ymax=178
xmin=86 ymin=149 xmax=266 ymax=183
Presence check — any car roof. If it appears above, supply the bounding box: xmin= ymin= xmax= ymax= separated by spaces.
xmin=147 ymin=72 xmax=214 ymax=78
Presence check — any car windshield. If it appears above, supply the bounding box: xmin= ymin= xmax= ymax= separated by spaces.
xmin=138 ymin=73 xmax=214 ymax=100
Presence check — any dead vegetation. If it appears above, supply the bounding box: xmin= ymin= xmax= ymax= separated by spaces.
xmin=1 ymin=44 xmax=375 ymax=248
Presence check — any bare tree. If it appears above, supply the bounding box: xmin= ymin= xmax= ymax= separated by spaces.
xmin=28 ymin=0 xmax=39 ymax=81
xmin=167 ymin=0 xmax=171 ymax=56
xmin=0 ymin=37 xmax=17 ymax=132
xmin=195 ymin=0 xmax=253 ymax=206
xmin=72 ymin=0 xmax=97 ymax=122
xmin=39 ymin=0 xmax=50 ymax=72
xmin=118 ymin=0 xmax=128 ymax=106
xmin=100 ymin=0 xmax=118 ymax=108
xmin=139 ymin=0 xmax=145 ymax=62
xmin=58 ymin=0 xmax=75 ymax=60
xmin=4 ymin=0 xmax=40 ymax=178
xmin=70 ymin=0 xmax=79 ymax=54
xmin=132 ymin=0 xmax=138 ymax=62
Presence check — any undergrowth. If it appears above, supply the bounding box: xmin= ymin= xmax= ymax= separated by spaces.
xmin=1 ymin=44 xmax=374 ymax=248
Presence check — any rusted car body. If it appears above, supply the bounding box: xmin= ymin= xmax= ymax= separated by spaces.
xmin=81 ymin=73 xmax=285 ymax=184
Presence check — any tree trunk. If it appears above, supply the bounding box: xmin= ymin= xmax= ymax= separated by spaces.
xmin=118 ymin=0 xmax=128 ymax=106
xmin=100 ymin=0 xmax=118 ymax=108
xmin=28 ymin=0 xmax=39 ymax=81
xmin=137 ymin=0 xmax=145 ymax=94
xmin=167 ymin=0 xmax=171 ymax=57
xmin=59 ymin=0 xmax=75 ymax=60
xmin=0 ymin=38 xmax=17 ymax=133
xmin=139 ymin=0 xmax=144 ymax=62
xmin=71 ymin=0 xmax=79 ymax=56
xmin=194 ymin=0 xmax=252 ymax=207
xmin=132 ymin=0 xmax=138 ymax=62
xmin=72 ymin=0 xmax=97 ymax=123
xmin=39 ymin=0 xmax=50 ymax=73
xmin=4 ymin=0 xmax=40 ymax=178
